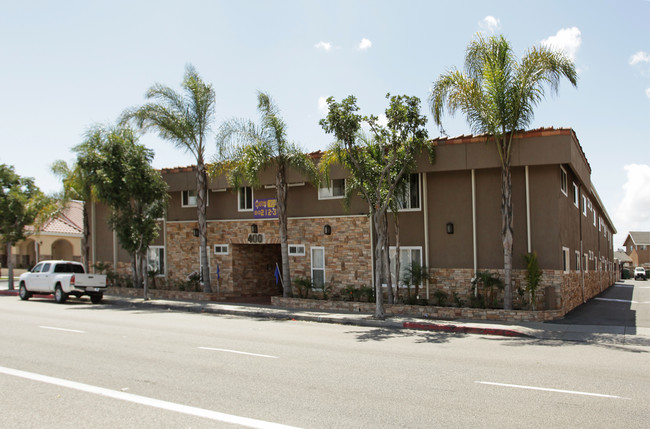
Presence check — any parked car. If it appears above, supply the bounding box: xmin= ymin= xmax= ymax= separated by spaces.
xmin=18 ymin=260 xmax=107 ymax=303
xmin=634 ymin=267 xmax=647 ymax=280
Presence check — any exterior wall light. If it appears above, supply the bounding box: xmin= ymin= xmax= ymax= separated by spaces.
xmin=251 ymin=224 xmax=258 ymax=234
xmin=193 ymin=228 xmax=200 ymax=237
xmin=446 ymin=222 xmax=454 ymax=234
xmin=324 ymin=224 xmax=332 ymax=235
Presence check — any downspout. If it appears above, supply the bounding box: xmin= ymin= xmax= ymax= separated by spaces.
xmin=91 ymin=201 xmax=96 ymax=272
xmin=422 ymin=172 xmax=430 ymax=300
xmin=525 ymin=166 xmax=531 ymax=254
xmin=472 ymin=169 xmax=478 ymax=296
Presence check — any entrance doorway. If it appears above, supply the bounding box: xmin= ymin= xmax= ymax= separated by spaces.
xmin=231 ymin=243 xmax=282 ymax=297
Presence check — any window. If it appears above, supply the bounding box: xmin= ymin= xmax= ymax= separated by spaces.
xmin=560 ymin=166 xmax=568 ymax=196
xmin=584 ymin=253 xmax=588 ymax=273
xmin=311 ymin=247 xmax=325 ymax=289
xmin=31 ymin=263 xmax=43 ymax=273
xmin=575 ymin=251 xmax=581 ymax=272
xmin=389 ymin=247 xmax=423 ymax=287
xmin=147 ymin=246 xmax=165 ymax=276
xmin=289 ymin=245 xmax=305 ymax=256
xmin=397 ymin=174 xmax=421 ymax=210
xmin=238 ymin=187 xmax=253 ymax=211
xmin=318 ymin=179 xmax=345 ymax=199
xmin=182 ymin=190 xmax=197 ymax=207
xmin=562 ymin=247 xmax=570 ymax=273
xmin=582 ymin=195 xmax=587 ymax=216
xmin=573 ymin=183 xmax=579 ymax=208
xmin=593 ymin=209 xmax=596 ymax=227
xmin=214 ymin=244 xmax=229 ymax=255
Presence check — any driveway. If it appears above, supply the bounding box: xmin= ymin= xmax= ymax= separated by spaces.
xmin=549 ymin=279 xmax=650 ymax=333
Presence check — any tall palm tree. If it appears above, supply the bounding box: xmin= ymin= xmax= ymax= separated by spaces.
xmin=429 ymin=34 xmax=577 ymax=309
xmin=216 ymin=91 xmax=317 ymax=297
xmin=122 ymin=65 xmax=215 ymax=293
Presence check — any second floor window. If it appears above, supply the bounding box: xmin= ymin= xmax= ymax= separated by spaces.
xmin=182 ymin=190 xmax=197 ymax=207
xmin=319 ymin=179 xmax=345 ymax=199
xmin=397 ymin=173 xmax=421 ymax=210
xmin=239 ymin=187 xmax=253 ymax=211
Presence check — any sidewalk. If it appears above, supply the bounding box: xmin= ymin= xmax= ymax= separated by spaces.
xmin=2 ymin=288 xmax=649 ymax=346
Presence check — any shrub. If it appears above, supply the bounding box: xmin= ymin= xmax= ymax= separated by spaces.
xmin=433 ymin=289 xmax=448 ymax=306
xmin=293 ymin=277 xmax=313 ymax=299
xmin=523 ymin=252 xmax=542 ymax=310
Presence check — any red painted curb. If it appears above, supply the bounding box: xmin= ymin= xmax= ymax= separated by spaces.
xmin=0 ymin=290 xmax=18 ymax=296
xmin=403 ymin=321 xmax=528 ymax=337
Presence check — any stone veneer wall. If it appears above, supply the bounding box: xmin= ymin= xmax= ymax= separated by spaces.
xmin=165 ymin=216 xmax=372 ymax=297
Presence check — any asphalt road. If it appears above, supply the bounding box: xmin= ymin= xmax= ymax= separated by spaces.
xmin=0 ymin=295 xmax=648 ymax=428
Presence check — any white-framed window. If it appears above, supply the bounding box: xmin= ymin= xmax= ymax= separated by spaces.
xmin=593 ymin=208 xmax=596 ymax=227
xmin=182 ymin=190 xmax=197 ymax=207
xmin=147 ymin=246 xmax=165 ymax=276
xmin=311 ymin=247 xmax=325 ymax=289
xmin=562 ymin=247 xmax=570 ymax=273
xmin=238 ymin=187 xmax=253 ymax=211
xmin=584 ymin=253 xmax=588 ymax=273
xmin=289 ymin=245 xmax=305 ymax=256
xmin=560 ymin=166 xmax=568 ymax=196
xmin=214 ymin=244 xmax=229 ymax=255
xmin=389 ymin=246 xmax=423 ymax=287
xmin=575 ymin=251 xmax=581 ymax=272
xmin=582 ymin=195 xmax=587 ymax=216
xmin=318 ymin=179 xmax=345 ymax=199
xmin=396 ymin=173 xmax=421 ymax=210
xmin=573 ymin=183 xmax=579 ymax=208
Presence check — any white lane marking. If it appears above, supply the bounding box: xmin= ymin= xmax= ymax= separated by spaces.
xmin=476 ymin=381 xmax=629 ymax=399
xmin=40 ymin=326 xmax=85 ymax=334
xmin=0 ymin=366 xmax=300 ymax=429
xmin=594 ymin=298 xmax=637 ymax=304
xmin=198 ymin=347 xmax=278 ymax=359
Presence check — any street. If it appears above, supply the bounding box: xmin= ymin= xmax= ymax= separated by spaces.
xmin=0 ymin=291 xmax=648 ymax=428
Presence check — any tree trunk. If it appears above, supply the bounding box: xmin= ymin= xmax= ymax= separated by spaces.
xmin=384 ymin=211 xmax=394 ymax=304
xmin=6 ymin=242 xmax=14 ymax=290
xmin=82 ymin=201 xmax=90 ymax=272
xmin=372 ymin=209 xmax=386 ymax=319
xmin=142 ymin=251 xmax=149 ymax=300
xmin=276 ymin=164 xmax=292 ymax=297
xmin=131 ymin=253 xmax=138 ymax=289
xmin=502 ymin=163 xmax=514 ymax=310
xmin=393 ymin=212 xmax=401 ymax=302
xmin=196 ymin=161 xmax=212 ymax=293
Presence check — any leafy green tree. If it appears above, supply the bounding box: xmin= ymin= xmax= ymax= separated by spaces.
xmin=0 ymin=164 xmax=54 ymax=289
xmin=51 ymin=160 xmax=94 ymax=271
xmin=216 ymin=91 xmax=318 ymax=297
xmin=78 ymin=125 xmax=168 ymax=298
xmin=429 ymin=33 xmax=577 ymax=310
xmin=122 ymin=65 xmax=214 ymax=293
xmin=320 ymin=94 xmax=430 ymax=319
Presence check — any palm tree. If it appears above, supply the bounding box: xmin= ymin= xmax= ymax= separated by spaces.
xmin=122 ymin=65 xmax=215 ymax=293
xmin=51 ymin=159 xmax=93 ymax=271
xmin=429 ymin=34 xmax=577 ymax=309
xmin=216 ymin=91 xmax=317 ymax=297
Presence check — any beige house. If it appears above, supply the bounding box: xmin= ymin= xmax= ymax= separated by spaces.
xmin=1 ymin=201 xmax=83 ymax=269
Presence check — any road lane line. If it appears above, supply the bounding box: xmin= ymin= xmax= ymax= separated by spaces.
xmin=40 ymin=326 xmax=85 ymax=333
xmin=199 ymin=347 xmax=278 ymax=359
xmin=0 ymin=366 xmax=300 ymax=429
xmin=476 ymin=381 xmax=629 ymax=399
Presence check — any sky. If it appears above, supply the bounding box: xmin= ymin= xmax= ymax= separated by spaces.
xmin=1 ymin=0 xmax=648 ymax=249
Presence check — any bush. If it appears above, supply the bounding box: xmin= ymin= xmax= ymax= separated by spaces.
xmin=433 ymin=289 xmax=448 ymax=306
xmin=293 ymin=277 xmax=312 ymax=298
xmin=523 ymin=252 xmax=542 ymax=310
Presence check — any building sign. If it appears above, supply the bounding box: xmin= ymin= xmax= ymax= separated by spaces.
xmin=254 ymin=198 xmax=278 ymax=219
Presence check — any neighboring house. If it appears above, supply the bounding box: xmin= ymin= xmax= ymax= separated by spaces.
xmin=0 ymin=201 xmax=83 ymax=269
xmin=90 ymin=128 xmax=617 ymax=315
xmin=623 ymin=231 xmax=650 ymax=267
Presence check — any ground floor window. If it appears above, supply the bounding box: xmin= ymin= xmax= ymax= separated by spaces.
xmin=311 ymin=247 xmax=325 ymax=289
xmin=562 ymin=247 xmax=570 ymax=273
xmin=584 ymin=253 xmax=588 ymax=273
xmin=389 ymin=246 xmax=423 ymax=286
xmin=147 ymin=246 xmax=165 ymax=276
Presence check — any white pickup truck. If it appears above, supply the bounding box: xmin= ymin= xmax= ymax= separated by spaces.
xmin=18 ymin=260 xmax=107 ymax=304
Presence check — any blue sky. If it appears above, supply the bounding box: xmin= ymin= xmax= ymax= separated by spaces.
xmin=1 ymin=0 xmax=648 ymax=248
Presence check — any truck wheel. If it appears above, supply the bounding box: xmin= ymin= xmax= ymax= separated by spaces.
xmin=54 ymin=284 xmax=67 ymax=304
xmin=19 ymin=283 xmax=31 ymax=301
xmin=90 ymin=293 xmax=103 ymax=304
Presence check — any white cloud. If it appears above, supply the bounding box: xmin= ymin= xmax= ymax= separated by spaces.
xmin=479 ymin=16 xmax=501 ymax=33
xmin=646 ymin=87 xmax=650 ymax=98
xmin=613 ymin=164 xmax=650 ymax=247
xmin=541 ymin=27 xmax=582 ymax=60
xmin=629 ymin=51 xmax=650 ymax=65
xmin=314 ymin=41 xmax=332 ymax=51
xmin=318 ymin=96 xmax=328 ymax=115
xmin=376 ymin=114 xmax=388 ymax=127
xmin=358 ymin=38 xmax=372 ymax=50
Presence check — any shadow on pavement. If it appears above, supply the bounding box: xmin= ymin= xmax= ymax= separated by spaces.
xmin=346 ymin=327 xmax=464 ymax=344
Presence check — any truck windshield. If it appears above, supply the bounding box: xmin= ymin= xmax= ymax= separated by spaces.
xmin=53 ymin=264 xmax=85 ymax=274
